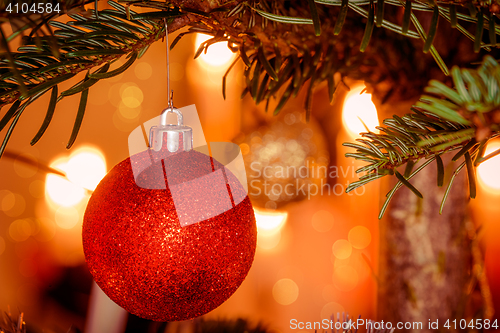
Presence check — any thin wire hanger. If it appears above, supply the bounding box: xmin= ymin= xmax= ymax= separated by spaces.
xmin=164 ymin=18 xmax=174 ymax=111
xmin=150 ymin=19 xmax=192 ymax=153
xmin=158 ymin=18 xmax=183 ymax=129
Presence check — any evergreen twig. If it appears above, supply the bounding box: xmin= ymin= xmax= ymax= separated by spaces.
xmin=344 ymin=56 xmax=500 ymax=218
xmin=0 ymin=0 xmax=499 ymax=154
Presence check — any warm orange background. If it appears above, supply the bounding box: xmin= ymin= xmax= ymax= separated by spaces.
xmin=0 ymin=26 xmax=498 ymax=333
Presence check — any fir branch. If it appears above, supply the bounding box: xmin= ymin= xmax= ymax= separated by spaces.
xmin=344 ymin=56 xmax=500 ymax=218
xmin=171 ymin=0 xmax=500 ymax=118
xmin=1 ymin=0 xmax=499 ymax=156
xmin=0 ymin=311 xmax=26 ymax=333
xmin=0 ymin=1 xmax=177 ymax=149
xmin=0 ymin=3 xmax=173 ymax=107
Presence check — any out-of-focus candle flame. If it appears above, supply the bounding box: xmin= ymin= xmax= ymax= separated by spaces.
xmin=342 ymin=85 xmax=379 ymax=138
xmin=255 ymin=208 xmax=288 ymax=250
xmin=255 ymin=208 xmax=287 ymax=234
xmin=65 ymin=149 xmax=107 ymax=191
xmin=194 ymin=33 xmax=235 ymax=68
xmin=46 ymin=147 xmax=106 ymax=207
xmin=478 ymin=140 xmax=500 ymax=193
xmin=46 ymin=164 xmax=85 ymax=207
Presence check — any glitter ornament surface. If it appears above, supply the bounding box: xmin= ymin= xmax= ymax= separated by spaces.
xmin=83 ymin=149 xmax=256 ymax=322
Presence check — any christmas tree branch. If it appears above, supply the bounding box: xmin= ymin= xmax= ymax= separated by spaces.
xmin=0 ymin=2 xmax=184 ymax=107
xmin=0 ymin=0 xmax=498 ymax=157
xmin=0 ymin=2 xmax=186 ymax=157
xmin=344 ymin=56 xmax=500 ymax=218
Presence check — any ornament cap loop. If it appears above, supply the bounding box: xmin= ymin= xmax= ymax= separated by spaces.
xmin=149 ymin=107 xmax=193 ymax=153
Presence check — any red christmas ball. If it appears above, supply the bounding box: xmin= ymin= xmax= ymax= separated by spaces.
xmin=83 ymin=149 xmax=256 ymax=322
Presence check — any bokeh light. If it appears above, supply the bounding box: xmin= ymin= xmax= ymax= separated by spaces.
xmin=332 ymin=255 xmax=350 ymax=268
xmin=29 ymin=180 xmax=45 ymax=198
xmin=9 ymin=219 xmax=33 ymax=242
xmin=121 ymin=85 xmax=143 ymax=108
xmin=113 ymin=110 xmax=138 ymax=132
xmin=272 ymin=278 xmax=299 ymax=305
xmin=194 ymin=33 xmax=235 ymax=67
xmin=332 ymin=240 xmax=352 ymax=260
xmin=119 ymin=103 xmax=142 ymax=120
xmin=134 ymin=62 xmax=153 ymax=80
xmin=478 ymin=140 xmax=500 ymax=193
xmin=108 ymin=82 xmax=142 ymax=108
xmin=1 ymin=192 xmax=26 ymax=217
xmin=46 ymin=147 xmax=107 ymax=207
xmin=255 ymin=209 xmax=287 ymax=250
xmin=342 ymin=85 xmax=379 ymax=138
xmin=65 ymin=149 xmax=107 ymax=191
xmin=348 ymin=226 xmax=371 ymax=249
xmin=311 ymin=210 xmax=335 ymax=232
xmin=255 ymin=209 xmax=287 ymax=234
xmin=0 ymin=190 xmax=14 ymax=211
xmin=320 ymin=302 xmax=345 ymax=320
xmin=46 ymin=167 xmax=85 ymax=207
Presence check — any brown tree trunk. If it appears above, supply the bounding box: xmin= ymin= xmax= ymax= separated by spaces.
xmin=377 ymin=158 xmax=470 ymax=332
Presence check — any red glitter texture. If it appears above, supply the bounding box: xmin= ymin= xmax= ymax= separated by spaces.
xmin=83 ymin=149 xmax=257 ymax=322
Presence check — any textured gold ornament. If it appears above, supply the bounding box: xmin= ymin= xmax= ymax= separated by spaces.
xmin=236 ymin=111 xmax=329 ymax=210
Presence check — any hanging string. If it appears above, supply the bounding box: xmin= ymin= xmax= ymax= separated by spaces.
xmin=164 ymin=18 xmax=173 ymax=110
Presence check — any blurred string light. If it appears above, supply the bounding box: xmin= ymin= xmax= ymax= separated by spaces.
xmin=332 ymin=239 xmax=352 ymax=260
xmin=272 ymin=278 xmax=299 ymax=305
xmin=254 ymin=208 xmax=287 ymax=250
xmin=477 ymin=140 xmax=500 ymax=193
xmin=320 ymin=302 xmax=345 ymax=320
xmin=107 ymin=82 xmax=144 ymax=132
xmin=194 ymin=33 xmax=236 ymax=68
xmin=8 ymin=218 xmax=34 ymax=242
xmin=348 ymin=225 xmax=371 ymax=249
xmin=0 ymin=190 xmax=25 ymax=217
xmin=311 ymin=210 xmax=335 ymax=232
xmin=330 ymin=225 xmax=372 ymax=292
xmin=134 ymin=62 xmax=153 ymax=80
xmin=46 ymin=147 xmax=106 ymax=208
xmin=342 ymin=85 xmax=379 ymax=138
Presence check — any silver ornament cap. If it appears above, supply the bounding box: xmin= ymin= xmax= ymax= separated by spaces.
xmin=149 ymin=107 xmax=193 ymax=153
